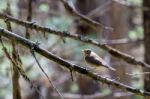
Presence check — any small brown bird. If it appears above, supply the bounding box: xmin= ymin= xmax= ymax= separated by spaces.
xmin=83 ymin=49 xmax=116 ymax=71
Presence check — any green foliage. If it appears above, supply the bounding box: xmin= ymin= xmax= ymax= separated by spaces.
xmin=101 ymin=88 xmax=111 ymax=96
xmin=0 ymin=0 xmax=18 ymax=16
xmin=0 ymin=0 xmax=146 ymax=98
xmin=131 ymin=71 xmax=143 ymax=89
xmin=0 ymin=0 xmax=7 ymax=12
xmin=46 ymin=16 xmax=72 ymax=31
xmin=127 ymin=0 xmax=142 ymax=5
xmin=39 ymin=3 xmax=49 ymax=12
xmin=128 ymin=26 xmax=143 ymax=39
xmin=70 ymin=83 xmax=79 ymax=93
xmin=134 ymin=95 xmax=144 ymax=99
xmin=9 ymin=0 xmax=19 ymax=16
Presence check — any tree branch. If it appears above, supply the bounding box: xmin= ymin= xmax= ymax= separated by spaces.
xmin=0 ymin=36 xmax=45 ymax=99
xmin=59 ymin=0 xmax=113 ymax=31
xmin=30 ymin=49 xmax=64 ymax=99
xmin=52 ymin=92 xmax=109 ymax=99
xmin=4 ymin=3 xmax=22 ymax=98
xmin=0 ymin=13 xmax=149 ymax=69
xmin=0 ymin=27 xmax=149 ymax=96
xmin=25 ymin=0 xmax=33 ymax=39
xmin=52 ymin=92 xmax=134 ymax=99
xmin=101 ymin=38 xmax=143 ymax=45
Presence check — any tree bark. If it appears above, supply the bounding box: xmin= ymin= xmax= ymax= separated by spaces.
xmin=143 ymin=0 xmax=150 ymax=99
xmin=74 ymin=0 xmax=103 ymax=94
xmin=12 ymin=67 xmax=22 ymax=99
xmin=110 ymin=2 xmax=132 ymax=99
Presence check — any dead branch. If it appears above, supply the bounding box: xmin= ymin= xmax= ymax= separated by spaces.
xmin=100 ymin=38 xmax=143 ymax=45
xmin=0 ymin=36 xmax=45 ymax=99
xmin=30 ymin=49 xmax=64 ymax=99
xmin=52 ymin=92 xmax=134 ymax=99
xmin=0 ymin=28 xmax=149 ymax=96
xmin=0 ymin=13 xmax=149 ymax=69
xmin=4 ymin=3 xmax=22 ymax=98
xmin=59 ymin=0 xmax=113 ymax=31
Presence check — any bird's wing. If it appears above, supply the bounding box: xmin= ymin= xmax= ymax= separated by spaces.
xmin=91 ymin=52 xmax=116 ymax=71
xmin=91 ymin=52 xmax=108 ymax=66
xmin=85 ymin=54 xmax=103 ymax=66
xmin=85 ymin=52 xmax=116 ymax=71
xmin=85 ymin=56 xmax=102 ymax=66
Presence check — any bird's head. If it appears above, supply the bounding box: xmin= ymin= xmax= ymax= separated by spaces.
xmin=82 ymin=49 xmax=91 ymax=56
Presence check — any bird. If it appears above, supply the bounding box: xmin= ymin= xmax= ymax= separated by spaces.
xmin=82 ymin=49 xmax=116 ymax=71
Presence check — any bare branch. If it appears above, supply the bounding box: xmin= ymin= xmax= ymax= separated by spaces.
xmin=86 ymin=1 xmax=112 ymax=18
xmin=59 ymin=0 xmax=113 ymax=31
xmin=112 ymin=0 xmax=130 ymax=6
xmin=0 ymin=13 xmax=149 ymax=69
xmin=26 ymin=0 xmax=33 ymax=39
xmin=52 ymin=92 xmax=134 ymax=99
xmin=0 ymin=37 xmax=45 ymax=99
xmin=30 ymin=49 xmax=64 ymax=99
xmin=4 ymin=4 xmax=22 ymax=98
xmin=126 ymin=72 xmax=150 ymax=76
xmin=52 ymin=92 xmax=109 ymax=99
xmin=100 ymin=38 xmax=143 ymax=45
xmin=0 ymin=28 xmax=150 ymax=96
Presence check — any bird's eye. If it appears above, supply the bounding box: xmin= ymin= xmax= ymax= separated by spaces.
xmin=86 ymin=50 xmax=91 ymax=54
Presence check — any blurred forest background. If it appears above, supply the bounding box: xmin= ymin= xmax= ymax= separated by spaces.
xmin=0 ymin=0 xmax=149 ymax=99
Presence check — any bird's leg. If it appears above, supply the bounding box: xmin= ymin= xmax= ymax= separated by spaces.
xmin=69 ymin=65 xmax=74 ymax=82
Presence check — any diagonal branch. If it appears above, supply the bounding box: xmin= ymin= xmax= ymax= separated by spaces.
xmin=0 ymin=27 xmax=150 ymax=96
xmin=0 ymin=13 xmax=149 ymax=69
xmin=59 ymin=0 xmax=113 ymax=31
xmin=86 ymin=0 xmax=112 ymax=18
xmin=0 ymin=37 xmax=45 ymax=99
xmin=30 ymin=49 xmax=64 ymax=99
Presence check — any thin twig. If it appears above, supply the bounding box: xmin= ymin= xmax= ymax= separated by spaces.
xmin=0 ymin=13 xmax=150 ymax=68
xmin=0 ymin=37 xmax=45 ymax=99
xmin=30 ymin=43 xmax=64 ymax=99
xmin=0 ymin=28 xmax=150 ymax=96
xmin=126 ymin=72 xmax=150 ymax=76
xmin=59 ymin=0 xmax=113 ymax=31
xmin=52 ymin=92 xmax=109 ymax=99
xmin=4 ymin=3 xmax=22 ymax=98
xmin=53 ymin=91 xmax=134 ymax=99
xmin=113 ymin=0 xmax=130 ymax=6
xmin=86 ymin=0 xmax=112 ymax=18
xmin=100 ymin=38 xmax=143 ymax=45
xmin=0 ymin=14 xmax=149 ymax=69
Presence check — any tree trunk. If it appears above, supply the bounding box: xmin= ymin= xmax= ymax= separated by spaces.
xmin=143 ymin=0 xmax=150 ymax=99
xmin=74 ymin=0 xmax=104 ymax=95
xmin=12 ymin=67 xmax=21 ymax=99
xmin=110 ymin=2 xmax=133 ymax=99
